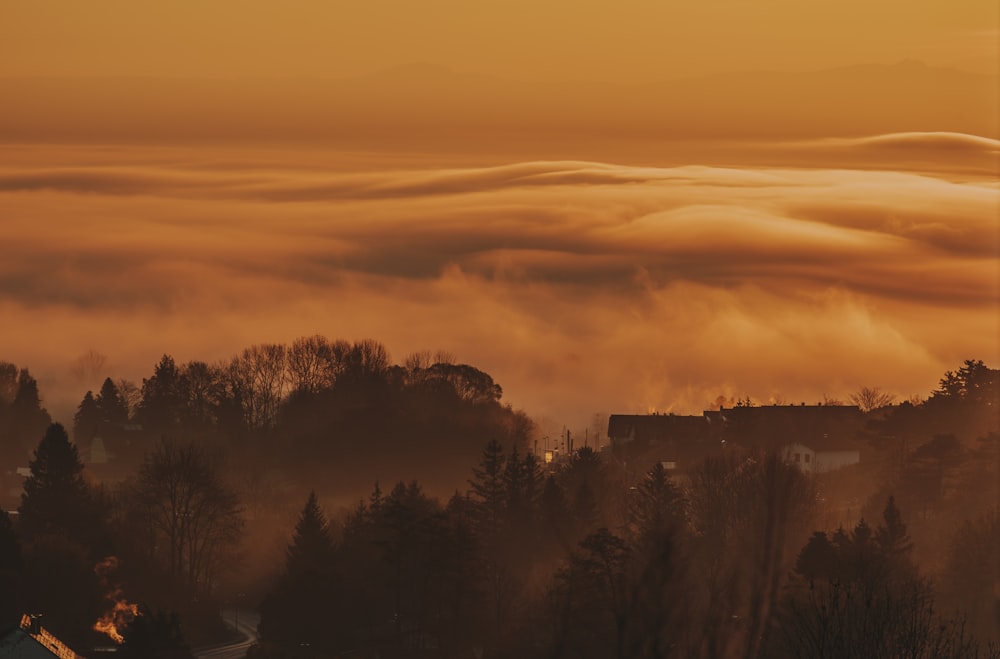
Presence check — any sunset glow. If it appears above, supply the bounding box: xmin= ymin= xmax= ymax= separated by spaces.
xmin=0 ymin=1 xmax=997 ymax=427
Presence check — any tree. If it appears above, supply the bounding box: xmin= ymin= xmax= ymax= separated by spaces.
xmin=120 ymin=606 xmax=195 ymax=659
xmin=934 ymin=359 xmax=997 ymax=404
xmin=285 ymin=491 xmax=335 ymax=577
xmin=137 ymin=356 xmax=185 ymax=433
xmin=17 ymin=423 xmax=104 ymax=552
xmin=942 ymin=509 xmax=1000 ymax=644
xmin=627 ymin=462 xmax=685 ymax=546
xmin=258 ymin=492 xmax=339 ymax=655
xmin=686 ymin=452 xmax=816 ymax=659
xmin=469 ymin=440 xmax=506 ymax=541
xmin=135 ymin=440 xmax=243 ymax=593
xmin=774 ymin=502 xmax=990 ymax=659
xmin=850 ymin=386 xmax=896 ymax=413
xmin=73 ymin=391 xmax=100 ymax=442
xmin=875 ymin=495 xmax=913 ymax=565
xmin=96 ymin=377 xmax=130 ymax=428
xmin=3 ymin=369 xmax=51 ymax=464
xmin=226 ymin=344 xmax=288 ymax=430
xmin=287 ymin=335 xmax=341 ymax=394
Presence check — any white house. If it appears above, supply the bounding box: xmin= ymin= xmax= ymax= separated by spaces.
xmin=783 ymin=441 xmax=860 ymax=473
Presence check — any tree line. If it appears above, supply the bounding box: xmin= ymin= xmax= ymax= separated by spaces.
xmin=251 ymin=441 xmax=998 ymax=658
xmin=0 ymin=354 xmax=996 ymax=657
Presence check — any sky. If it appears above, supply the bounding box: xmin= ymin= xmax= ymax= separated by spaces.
xmin=0 ymin=1 xmax=997 ymax=429
xmin=1 ymin=0 xmax=997 ymax=80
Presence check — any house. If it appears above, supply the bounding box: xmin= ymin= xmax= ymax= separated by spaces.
xmin=0 ymin=615 xmax=85 ymax=659
xmin=607 ymin=403 xmax=866 ymax=473
xmin=607 ymin=413 xmax=719 ymax=474
xmin=783 ymin=441 xmax=861 ymax=473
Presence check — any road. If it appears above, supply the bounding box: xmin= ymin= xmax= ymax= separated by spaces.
xmin=195 ymin=609 xmax=259 ymax=659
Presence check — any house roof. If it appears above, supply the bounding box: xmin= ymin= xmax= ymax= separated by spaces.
xmin=607 ymin=414 xmax=711 ymax=444
xmin=0 ymin=616 xmax=84 ymax=659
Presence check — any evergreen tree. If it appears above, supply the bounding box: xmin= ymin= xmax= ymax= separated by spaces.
xmin=469 ymin=440 xmax=506 ymax=540
xmin=137 ymin=355 xmax=184 ymax=433
xmin=120 ymin=607 xmax=194 ymax=659
xmin=3 ymin=369 xmax=51 ymax=464
xmin=285 ymin=491 xmax=335 ymax=577
xmin=73 ymin=391 xmax=100 ymax=442
xmin=628 ymin=462 xmax=685 ymax=545
xmin=875 ymin=495 xmax=913 ymax=559
xmin=18 ymin=423 xmax=104 ymax=552
xmin=96 ymin=377 xmax=129 ymax=427
xmin=258 ymin=493 xmax=341 ymax=655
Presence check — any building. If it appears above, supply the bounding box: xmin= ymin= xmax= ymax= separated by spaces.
xmin=0 ymin=615 xmax=85 ymax=659
xmin=608 ymin=403 xmax=867 ymax=473
xmin=782 ymin=441 xmax=861 ymax=473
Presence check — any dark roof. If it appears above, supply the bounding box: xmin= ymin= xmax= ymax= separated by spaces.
xmin=607 ymin=414 xmax=711 ymax=444
xmin=609 ymin=404 xmax=865 ymax=453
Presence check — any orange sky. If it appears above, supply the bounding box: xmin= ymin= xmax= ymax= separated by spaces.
xmin=0 ymin=2 xmax=997 ymax=431
xmin=1 ymin=0 xmax=997 ymax=80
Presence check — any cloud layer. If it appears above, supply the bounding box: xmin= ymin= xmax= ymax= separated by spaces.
xmin=0 ymin=138 xmax=996 ymax=427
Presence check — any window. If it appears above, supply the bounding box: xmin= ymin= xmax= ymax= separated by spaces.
xmin=794 ymin=453 xmax=801 ymax=462
xmin=804 ymin=454 xmax=811 ymax=463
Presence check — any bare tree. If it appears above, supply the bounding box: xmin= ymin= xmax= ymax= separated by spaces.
xmin=114 ymin=379 xmax=141 ymax=421
xmin=135 ymin=439 xmax=243 ymax=593
xmin=287 ymin=335 xmax=339 ymax=394
xmin=850 ymin=386 xmax=896 ymax=413
xmin=69 ymin=349 xmax=109 ymax=389
xmin=226 ymin=343 xmax=288 ymax=429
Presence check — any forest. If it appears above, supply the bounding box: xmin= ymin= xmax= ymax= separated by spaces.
xmin=0 ymin=340 xmax=997 ymax=659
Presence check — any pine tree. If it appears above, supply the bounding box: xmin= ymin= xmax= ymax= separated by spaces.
xmin=18 ymin=423 xmax=103 ymax=551
xmin=137 ymin=355 xmax=183 ymax=433
xmin=875 ymin=496 xmax=913 ymax=558
xmin=628 ymin=462 xmax=685 ymax=544
xmin=73 ymin=391 xmax=100 ymax=442
xmin=258 ymin=492 xmax=340 ymax=654
xmin=96 ymin=377 xmax=129 ymax=427
xmin=469 ymin=440 xmax=506 ymax=540
xmin=9 ymin=369 xmax=51 ymax=460
xmin=286 ymin=491 xmax=335 ymax=577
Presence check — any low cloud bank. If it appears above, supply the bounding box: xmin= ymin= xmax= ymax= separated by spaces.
xmin=1 ymin=138 xmax=996 ymax=424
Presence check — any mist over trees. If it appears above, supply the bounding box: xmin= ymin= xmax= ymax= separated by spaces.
xmin=0 ymin=351 xmax=996 ymax=657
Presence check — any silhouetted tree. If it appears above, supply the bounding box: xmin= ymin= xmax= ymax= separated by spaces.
xmin=626 ymin=462 xmax=685 ymax=547
xmin=96 ymin=377 xmax=129 ymax=427
xmin=850 ymin=385 xmax=896 ymax=412
xmin=774 ymin=499 xmax=990 ymax=659
xmin=73 ymin=390 xmax=100 ymax=442
xmin=285 ymin=491 xmax=334 ymax=577
xmin=686 ymin=452 xmax=816 ymax=659
xmin=134 ymin=440 xmax=243 ymax=593
xmin=942 ymin=508 xmax=1000 ymax=644
xmin=258 ymin=492 xmax=339 ymax=655
xmin=469 ymin=439 xmax=506 ymax=541
xmin=226 ymin=344 xmax=288 ymax=431
xmin=18 ymin=423 xmax=105 ymax=553
xmin=120 ymin=606 xmax=195 ymax=659
xmin=0 ymin=368 xmax=51 ymax=468
xmin=137 ymin=355 xmax=185 ymax=434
